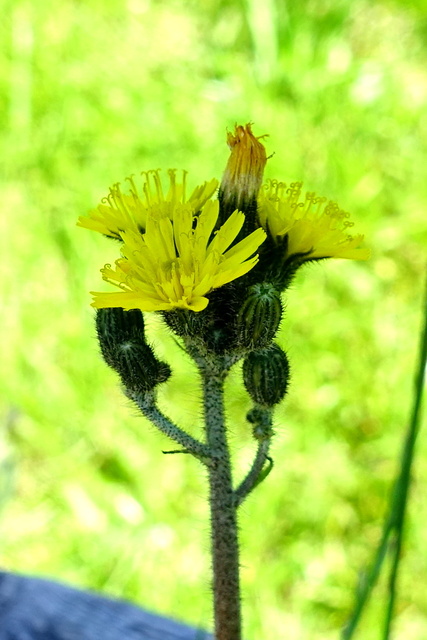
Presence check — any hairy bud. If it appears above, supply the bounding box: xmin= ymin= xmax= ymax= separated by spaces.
xmin=96 ymin=308 xmax=171 ymax=393
xmin=243 ymin=343 xmax=290 ymax=407
xmin=237 ymin=282 xmax=282 ymax=349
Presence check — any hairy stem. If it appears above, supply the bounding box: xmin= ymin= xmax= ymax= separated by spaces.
xmin=235 ymin=405 xmax=274 ymax=507
xmin=202 ymin=359 xmax=241 ymax=640
xmin=234 ymin=439 xmax=272 ymax=508
xmin=129 ymin=390 xmax=211 ymax=461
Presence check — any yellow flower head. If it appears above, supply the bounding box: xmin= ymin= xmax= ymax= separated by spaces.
xmin=86 ymin=171 xmax=266 ymax=312
xmin=258 ymin=180 xmax=370 ymax=261
xmin=220 ymin=123 xmax=267 ymax=210
xmin=77 ymin=169 xmax=218 ymax=239
xmin=79 ymin=126 xmax=369 ymax=316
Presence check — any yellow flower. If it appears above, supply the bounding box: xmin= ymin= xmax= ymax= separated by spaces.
xmin=258 ymin=180 xmax=370 ymax=261
xmin=89 ymin=174 xmax=266 ymax=312
xmin=77 ymin=169 xmax=218 ymax=239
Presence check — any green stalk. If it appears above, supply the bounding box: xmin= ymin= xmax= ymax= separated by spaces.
xmin=381 ymin=274 xmax=427 ymax=639
xmin=202 ymin=357 xmax=242 ymax=640
xmin=343 ymin=272 xmax=427 ymax=639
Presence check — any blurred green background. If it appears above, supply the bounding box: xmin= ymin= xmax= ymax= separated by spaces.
xmin=1 ymin=0 xmax=426 ymax=638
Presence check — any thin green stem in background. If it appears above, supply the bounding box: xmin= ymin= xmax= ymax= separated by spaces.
xmin=343 ymin=270 xmax=427 ymax=640
xmin=381 ymin=272 xmax=427 ymax=638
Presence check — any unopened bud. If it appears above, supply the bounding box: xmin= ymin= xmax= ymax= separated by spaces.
xmin=238 ymin=283 xmax=282 ymax=349
xmin=96 ymin=308 xmax=171 ymax=393
xmin=218 ymin=123 xmax=267 ymax=231
xmin=243 ymin=343 xmax=290 ymax=407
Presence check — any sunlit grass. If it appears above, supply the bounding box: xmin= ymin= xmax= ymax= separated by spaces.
xmin=0 ymin=0 xmax=426 ymax=638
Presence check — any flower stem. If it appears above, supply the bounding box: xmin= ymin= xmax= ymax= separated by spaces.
xmin=234 ymin=405 xmax=274 ymax=507
xmin=234 ymin=439 xmax=272 ymax=508
xmin=129 ymin=390 xmax=211 ymax=461
xmin=202 ymin=359 xmax=242 ymax=640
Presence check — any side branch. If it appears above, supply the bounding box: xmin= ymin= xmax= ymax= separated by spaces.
xmin=234 ymin=439 xmax=272 ymax=507
xmin=234 ymin=405 xmax=274 ymax=506
xmin=128 ymin=390 xmax=211 ymax=462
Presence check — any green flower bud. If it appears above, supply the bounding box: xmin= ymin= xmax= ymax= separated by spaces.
xmin=243 ymin=343 xmax=290 ymax=407
xmin=237 ymin=283 xmax=283 ymax=349
xmin=96 ymin=308 xmax=171 ymax=393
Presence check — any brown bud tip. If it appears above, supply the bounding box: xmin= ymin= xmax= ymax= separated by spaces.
xmin=220 ymin=123 xmax=268 ymax=210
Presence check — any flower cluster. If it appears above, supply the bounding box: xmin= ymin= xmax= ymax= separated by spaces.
xmin=79 ymin=126 xmax=368 ymax=314
xmin=79 ymin=127 xmax=371 ymax=640
xmin=79 ymin=124 xmax=369 ymax=404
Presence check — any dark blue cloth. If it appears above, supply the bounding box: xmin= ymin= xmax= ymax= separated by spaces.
xmin=0 ymin=572 xmax=211 ymax=639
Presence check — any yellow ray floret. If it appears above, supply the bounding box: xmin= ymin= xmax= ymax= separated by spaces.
xmin=258 ymin=180 xmax=370 ymax=261
xmin=91 ymin=199 xmax=266 ymax=312
xmin=77 ymin=169 xmax=219 ymax=239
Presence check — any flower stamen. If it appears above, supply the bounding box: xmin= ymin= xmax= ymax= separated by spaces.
xmin=82 ymin=171 xmax=266 ymax=312
xmin=258 ymin=182 xmax=370 ymax=261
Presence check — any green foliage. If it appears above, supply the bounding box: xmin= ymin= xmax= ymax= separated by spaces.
xmin=0 ymin=0 xmax=425 ymax=638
